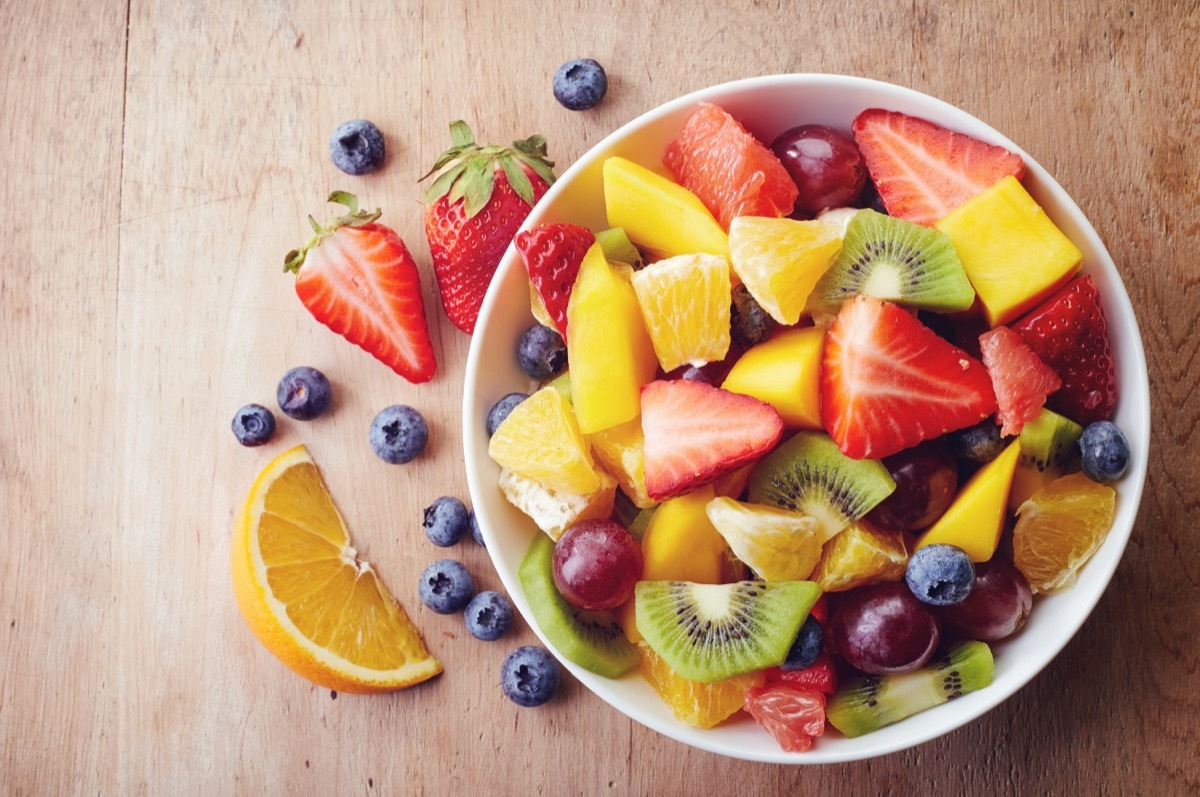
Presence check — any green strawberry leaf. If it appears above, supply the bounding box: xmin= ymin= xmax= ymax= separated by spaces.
xmin=498 ymin=154 xmax=535 ymax=206
xmin=449 ymin=120 xmax=476 ymax=149
xmin=462 ymin=157 xmax=496 ymax=218
xmin=422 ymin=161 xmax=468 ymax=204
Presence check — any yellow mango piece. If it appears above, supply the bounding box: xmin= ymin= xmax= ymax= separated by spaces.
xmin=567 ymin=243 xmax=659 ymax=434
xmin=603 ymin=156 xmax=729 ymax=258
xmin=631 ymin=253 xmax=732 ymax=372
xmin=498 ymin=468 xmax=617 ymax=541
xmin=727 ymin=216 xmax=843 ymax=325
xmin=936 ymin=176 xmax=1082 ymax=327
xmin=587 ymin=417 xmax=656 ymax=510
xmin=705 ymin=497 xmax=823 ymax=581
xmin=916 ymin=440 xmax=1021 ymax=561
xmin=812 ymin=519 xmax=910 ymax=592
xmin=488 ymin=386 xmax=599 ymax=495
xmin=721 ymin=326 xmax=824 ymax=429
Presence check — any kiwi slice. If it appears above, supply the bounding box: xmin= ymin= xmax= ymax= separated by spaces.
xmin=809 ymin=209 xmax=975 ymax=315
xmin=518 ymin=534 xmax=640 ymax=678
xmin=827 ymin=640 xmax=995 ymax=737
xmin=1008 ymin=407 xmax=1083 ymax=511
xmin=634 ymin=580 xmax=820 ymax=683
xmin=596 ymin=227 xmax=645 ymax=270
xmin=747 ymin=431 xmax=896 ymax=542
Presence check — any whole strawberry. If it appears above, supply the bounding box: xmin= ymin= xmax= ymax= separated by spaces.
xmin=422 ymin=121 xmax=556 ymax=334
xmin=284 ymin=192 xmax=436 ymax=383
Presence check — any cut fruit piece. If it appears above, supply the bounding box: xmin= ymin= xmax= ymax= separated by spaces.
xmin=641 ymin=380 xmax=784 ymax=501
xmin=635 ymin=580 xmax=821 ymax=683
xmin=808 ymin=209 xmax=975 ymax=315
xmin=1012 ymin=472 xmax=1117 ymax=593
xmin=811 ymin=518 xmax=910 ymax=592
xmin=851 ymin=108 xmax=1024 ymax=227
xmin=978 ymin=325 xmax=1062 ymax=437
xmin=603 ymin=156 xmax=729 ymax=258
xmin=596 ymin=227 xmax=645 ymax=269
xmin=631 ymin=253 xmax=732 ymax=371
xmin=515 ymin=222 xmax=595 ymax=342
xmin=498 ymin=467 xmax=617 ymax=541
xmin=744 ymin=683 xmax=827 ymax=753
xmin=826 ymin=640 xmax=994 ymax=737
xmin=721 ymin=325 xmax=824 ymax=430
xmin=545 ymin=370 xmax=572 ymax=403
xmin=640 ymin=486 xmax=737 ymax=585
xmin=711 ymin=463 xmax=755 ymax=501
xmin=566 ymin=243 xmax=659 ymax=434
xmin=230 ymin=445 xmax=441 ymax=692
xmin=705 ymin=497 xmax=823 ymax=582
xmin=518 ymin=533 xmax=641 ymax=678
xmin=727 ymin=215 xmax=843 ymax=325
xmin=587 ymin=417 xmax=655 ymax=509
xmin=663 ymin=103 xmax=799 ymax=230
xmin=821 ymin=296 xmax=998 ymax=460
xmin=915 ymin=440 xmax=1021 ymax=562
xmin=638 ymin=641 xmax=764 ymax=729
xmin=936 ymin=175 xmax=1082 ymax=327
xmin=1008 ymin=407 xmax=1083 ymax=511
xmin=747 ymin=430 xmax=896 ymax=543
xmin=488 ymin=386 xmax=600 ymax=495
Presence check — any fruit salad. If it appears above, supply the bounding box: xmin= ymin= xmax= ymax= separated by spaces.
xmin=485 ymin=101 xmax=1130 ymax=752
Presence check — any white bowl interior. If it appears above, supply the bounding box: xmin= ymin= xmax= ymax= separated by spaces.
xmin=463 ymin=74 xmax=1150 ymax=763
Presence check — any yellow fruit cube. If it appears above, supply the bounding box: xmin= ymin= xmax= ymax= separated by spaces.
xmin=705 ymin=497 xmax=823 ymax=582
xmin=727 ymin=216 xmax=843 ymax=325
xmin=812 ymin=519 xmax=910 ymax=592
xmin=936 ymin=175 xmax=1082 ymax=327
xmin=567 ymin=244 xmax=659 ymax=434
xmin=631 ymin=253 xmax=732 ymax=372
xmin=488 ymin=386 xmax=600 ymax=495
xmin=587 ymin=417 xmax=656 ymax=509
xmin=721 ymin=326 xmax=824 ymax=429
xmin=916 ymin=440 xmax=1021 ymax=561
xmin=603 ymin=156 xmax=729 ymax=258
xmin=498 ymin=468 xmax=617 ymax=541
xmin=640 ymin=486 xmax=735 ymax=584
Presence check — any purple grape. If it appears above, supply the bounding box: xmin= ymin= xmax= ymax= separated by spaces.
xmin=770 ymin=125 xmax=867 ymax=215
xmin=936 ymin=557 xmax=1033 ymax=642
xmin=830 ymin=582 xmax=941 ymax=675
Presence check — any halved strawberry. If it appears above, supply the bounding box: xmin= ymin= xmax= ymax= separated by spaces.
xmin=821 ymin=296 xmax=998 ymax=459
xmin=1012 ymin=275 xmax=1117 ymax=425
xmin=852 ymin=109 xmax=1024 ymax=226
xmin=285 ymin=192 xmax=436 ymax=383
xmin=743 ymin=683 xmax=827 ymax=753
xmin=515 ymin=222 xmax=595 ymax=342
xmin=763 ymin=650 xmax=838 ymax=695
xmin=979 ymin=325 xmax=1062 ymax=437
xmin=640 ymin=380 xmax=783 ymax=501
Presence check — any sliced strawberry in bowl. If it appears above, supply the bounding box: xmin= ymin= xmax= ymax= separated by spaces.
xmin=515 ymin=222 xmax=595 ymax=342
xmin=979 ymin=325 xmax=1062 ymax=437
xmin=821 ymin=296 xmax=998 ymax=460
xmin=851 ymin=108 xmax=1024 ymax=226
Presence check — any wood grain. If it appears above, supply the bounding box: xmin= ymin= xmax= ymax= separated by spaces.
xmin=2 ymin=0 xmax=1197 ymax=794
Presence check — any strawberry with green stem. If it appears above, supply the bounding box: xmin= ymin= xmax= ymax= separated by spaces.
xmin=422 ymin=121 xmax=556 ymax=334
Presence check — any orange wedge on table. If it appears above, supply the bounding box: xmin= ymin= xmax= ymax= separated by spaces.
xmin=231 ymin=445 xmax=441 ymax=692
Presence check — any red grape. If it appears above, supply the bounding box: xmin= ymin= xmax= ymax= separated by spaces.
xmin=830 ymin=583 xmax=941 ymax=675
xmin=770 ymin=125 xmax=867 ymax=215
xmin=937 ymin=557 xmax=1033 ymax=641
xmin=868 ymin=440 xmax=958 ymax=531
xmin=552 ymin=520 xmax=643 ymax=611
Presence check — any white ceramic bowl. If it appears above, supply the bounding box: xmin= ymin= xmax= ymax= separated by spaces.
xmin=463 ymin=74 xmax=1150 ymax=763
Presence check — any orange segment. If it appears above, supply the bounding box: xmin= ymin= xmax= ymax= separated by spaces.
xmin=1012 ymin=472 xmax=1116 ymax=593
xmin=488 ymin=386 xmax=600 ymax=495
xmin=812 ymin=519 xmax=910 ymax=592
xmin=231 ymin=445 xmax=442 ymax=692
xmin=728 ymin=216 xmax=843 ymax=325
xmin=631 ymin=253 xmax=732 ymax=371
xmin=638 ymin=641 xmax=764 ymax=728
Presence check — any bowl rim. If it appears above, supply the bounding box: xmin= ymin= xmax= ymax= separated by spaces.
xmin=462 ymin=73 xmax=1151 ymax=763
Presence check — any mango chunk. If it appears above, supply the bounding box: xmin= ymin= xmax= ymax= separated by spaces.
xmin=936 ymin=176 xmax=1082 ymax=327
xmin=498 ymin=468 xmax=617 ymax=541
xmin=721 ymin=326 xmax=824 ymax=429
xmin=915 ymin=440 xmax=1021 ymax=561
xmin=603 ymin=156 xmax=729 ymax=259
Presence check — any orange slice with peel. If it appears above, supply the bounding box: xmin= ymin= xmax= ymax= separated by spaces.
xmin=231 ymin=445 xmax=441 ymax=692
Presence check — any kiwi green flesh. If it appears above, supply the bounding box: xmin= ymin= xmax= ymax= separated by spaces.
xmin=747 ymin=431 xmax=896 ymax=542
xmin=626 ymin=506 xmax=657 ymax=542
xmin=634 ymin=580 xmax=821 ymax=683
xmin=518 ymin=534 xmax=640 ymax=678
xmin=1008 ymin=408 xmax=1084 ymax=511
xmin=810 ymin=209 xmax=976 ymax=315
xmin=826 ymin=641 xmax=995 ymax=737
xmin=596 ymin=227 xmax=645 ymax=270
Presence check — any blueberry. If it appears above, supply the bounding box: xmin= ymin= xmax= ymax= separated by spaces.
xmin=946 ymin=420 xmax=1005 ymax=464
xmin=276 ymin=366 xmax=333 ymax=421
xmin=552 ymin=59 xmax=608 ymax=111
xmin=422 ymin=496 xmax=470 ymax=547
xmin=905 ymin=544 xmax=976 ymax=606
xmin=780 ymin=615 xmax=823 ymax=671
xmin=369 ymin=405 xmax=428 ymax=463
xmin=231 ymin=403 xmax=276 ymax=447
xmin=1079 ymin=420 xmax=1131 ymax=484
xmin=486 ymin=392 xmax=529 ymax=436
xmin=469 ymin=510 xmax=485 ymax=546
xmin=500 ymin=645 xmax=560 ymax=707
xmin=729 ymin=284 xmax=776 ymax=347
xmin=417 ymin=559 xmax=474 ymax=614
xmin=329 ymin=119 xmax=385 ymax=175
xmin=464 ymin=590 xmax=514 ymax=641
xmin=517 ymin=324 xmax=567 ymax=380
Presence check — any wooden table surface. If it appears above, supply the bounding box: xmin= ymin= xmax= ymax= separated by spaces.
xmin=3 ymin=0 xmax=1197 ymax=793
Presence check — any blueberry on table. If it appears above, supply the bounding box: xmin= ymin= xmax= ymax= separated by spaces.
xmin=231 ymin=403 xmax=276 ymax=447
xmin=486 ymin=392 xmax=529 ymax=436
xmin=464 ymin=590 xmax=514 ymax=641
xmin=517 ymin=324 xmax=567 ymax=380
xmin=552 ymin=59 xmax=608 ymax=111
xmin=422 ymin=496 xmax=470 ymax=547
xmin=329 ymin=119 xmax=385 ymax=175
xmin=276 ymin=366 xmax=333 ymax=420
xmin=906 ymin=544 xmax=976 ymax=607
xmin=418 ymin=559 xmax=474 ymax=614
xmin=370 ymin=404 xmax=428 ymax=463
xmin=1078 ymin=420 xmax=1130 ymax=484
xmin=780 ymin=615 xmax=824 ymax=671
xmin=501 ymin=646 xmax=560 ymax=707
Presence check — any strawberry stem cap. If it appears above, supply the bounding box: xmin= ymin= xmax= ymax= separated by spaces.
xmin=284 ymin=191 xmax=382 ymax=273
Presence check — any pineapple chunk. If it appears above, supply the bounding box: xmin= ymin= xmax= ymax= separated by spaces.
xmin=498 ymin=468 xmax=617 ymax=541
xmin=603 ymin=156 xmax=729 ymax=259
xmin=721 ymin=326 xmax=824 ymax=429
